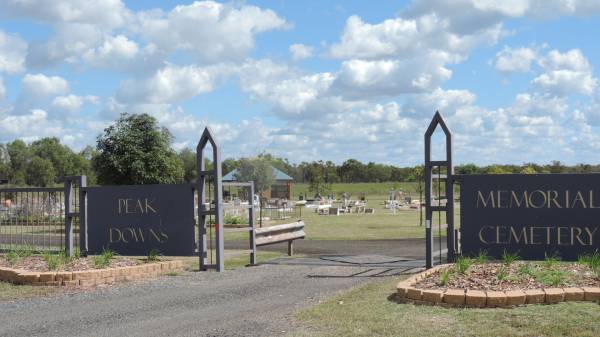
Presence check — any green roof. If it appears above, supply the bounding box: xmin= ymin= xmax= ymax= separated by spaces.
xmin=223 ymin=166 xmax=293 ymax=181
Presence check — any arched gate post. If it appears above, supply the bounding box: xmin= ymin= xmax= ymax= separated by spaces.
xmin=424 ymin=111 xmax=455 ymax=268
xmin=197 ymin=127 xmax=224 ymax=272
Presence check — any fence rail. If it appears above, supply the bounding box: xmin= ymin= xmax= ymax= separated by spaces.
xmin=0 ymin=176 xmax=86 ymax=256
xmin=0 ymin=187 xmax=67 ymax=252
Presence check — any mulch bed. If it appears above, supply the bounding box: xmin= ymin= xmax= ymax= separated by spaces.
xmin=0 ymin=255 xmax=141 ymax=273
xmin=414 ymin=261 xmax=600 ymax=291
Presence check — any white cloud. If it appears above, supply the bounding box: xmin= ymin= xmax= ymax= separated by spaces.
xmin=289 ymin=44 xmax=314 ymax=60
xmin=136 ymin=1 xmax=287 ymax=63
xmin=326 ymin=11 xmax=502 ymax=99
xmin=333 ymin=57 xmax=452 ymax=98
xmin=52 ymin=94 xmax=98 ymax=113
xmin=0 ymin=77 xmax=5 ymax=100
xmin=238 ymin=59 xmax=354 ymax=117
xmin=117 ymin=63 xmax=234 ymax=104
xmin=0 ymin=0 xmax=131 ymax=28
xmin=22 ymin=73 xmax=69 ymax=97
xmin=532 ymin=49 xmax=597 ymax=96
xmin=0 ymin=30 xmax=27 ymax=73
xmin=403 ymin=88 xmax=477 ymax=115
xmin=82 ymin=35 xmax=139 ymax=67
xmin=494 ymin=46 xmax=537 ymax=73
xmin=26 ymin=23 xmax=104 ymax=68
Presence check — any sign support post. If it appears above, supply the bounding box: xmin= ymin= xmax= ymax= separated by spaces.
xmin=424 ymin=111 xmax=455 ymax=268
xmin=197 ymin=127 xmax=225 ymax=272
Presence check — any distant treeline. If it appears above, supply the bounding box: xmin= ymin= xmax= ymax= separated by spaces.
xmin=1 ymin=138 xmax=599 ymax=187
xmin=237 ymin=155 xmax=600 ymax=184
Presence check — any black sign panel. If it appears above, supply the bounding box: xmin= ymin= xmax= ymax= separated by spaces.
xmin=87 ymin=184 xmax=195 ymax=256
xmin=460 ymin=174 xmax=600 ymax=260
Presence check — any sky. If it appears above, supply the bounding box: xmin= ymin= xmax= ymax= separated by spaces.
xmin=1 ymin=0 xmax=600 ymax=166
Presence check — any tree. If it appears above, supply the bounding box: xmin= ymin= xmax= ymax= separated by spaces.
xmin=26 ymin=156 xmax=55 ymax=187
xmin=7 ymin=140 xmax=29 ymax=185
xmin=178 ymin=148 xmax=197 ymax=183
xmin=484 ymin=165 xmax=511 ymax=174
xmin=93 ymin=113 xmax=184 ymax=185
xmin=234 ymin=157 xmax=275 ymax=194
xmin=306 ymin=161 xmax=331 ymax=196
xmin=520 ymin=166 xmax=537 ymax=174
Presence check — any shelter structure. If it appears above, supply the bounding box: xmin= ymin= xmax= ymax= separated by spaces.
xmin=223 ymin=166 xmax=294 ymax=199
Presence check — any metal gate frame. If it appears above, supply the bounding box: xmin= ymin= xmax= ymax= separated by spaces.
xmin=197 ymin=127 xmax=225 ymax=272
xmin=424 ymin=111 xmax=455 ymax=268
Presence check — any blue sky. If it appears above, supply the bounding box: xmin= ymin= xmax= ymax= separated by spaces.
xmin=1 ymin=1 xmax=599 ymax=166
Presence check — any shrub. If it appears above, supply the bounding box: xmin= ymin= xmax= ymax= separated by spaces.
xmin=475 ymin=250 xmax=488 ymax=264
xmin=517 ymin=262 xmax=536 ymax=278
xmin=94 ymin=249 xmax=115 ymax=268
xmin=224 ymin=215 xmax=243 ymax=225
xmin=439 ymin=270 xmax=452 ymax=286
xmin=536 ymin=269 xmax=569 ymax=286
xmin=6 ymin=251 xmax=20 ymax=266
xmin=455 ymin=256 xmax=472 ymax=274
xmin=6 ymin=245 xmax=35 ymax=266
xmin=497 ymin=265 xmax=509 ymax=281
xmin=543 ymin=253 xmax=561 ymax=269
xmin=578 ymin=251 xmax=600 ymax=271
xmin=501 ymin=250 xmax=519 ymax=266
xmin=43 ymin=252 xmax=61 ymax=270
xmin=147 ymin=248 xmax=161 ymax=262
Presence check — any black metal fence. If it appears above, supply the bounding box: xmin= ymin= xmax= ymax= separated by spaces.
xmin=0 ymin=187 xmax=66 ymax=252
xmin=0 ymin=176 xmax=85 ymax=255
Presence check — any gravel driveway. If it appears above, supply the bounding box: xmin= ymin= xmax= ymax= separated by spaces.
xmin=0 ymin=262 xmax=419 ymax=337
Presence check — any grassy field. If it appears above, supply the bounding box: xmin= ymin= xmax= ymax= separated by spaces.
xmin=292 ymin=277 xmax=600 ymax=337
xmin=246 ymin=181 xmax=456 ymax=240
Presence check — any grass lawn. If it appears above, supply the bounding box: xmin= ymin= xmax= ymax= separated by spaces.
xmin=226 ymin=194 xmax=455 ymax=241
xmin=293 ymin=277 xmax=600 ymax=337
xmin=0 ymin=282 xmax=59 ymax=302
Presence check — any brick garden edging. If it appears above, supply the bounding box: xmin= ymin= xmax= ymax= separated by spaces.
xmin=396 ymin=264 xmax=600 ymax=308
xmin=0 ymin=260 xmax=185 ymax=287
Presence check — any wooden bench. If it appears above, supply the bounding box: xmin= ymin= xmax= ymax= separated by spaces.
xmin=255 ymin=221 xmax=305 ymax=256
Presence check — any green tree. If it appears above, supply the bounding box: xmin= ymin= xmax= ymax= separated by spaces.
xmin=178 ymin=148 xmax=197 ymax=183
xmin=306 ymin=161 xmax=331 ymax=196
xmin=520 ymin=166 xmax=537 ymax=174
xmin=7 ymin=140 xmax=30 ymax=185
xmin=30 ymin=138 xmax=73 ymax=179
xmin=484 ymin=165 xmax=511 ymax=174
xmin=234 ymin=157 xmax=275 ymax=194
xmin=93 ymin=113 xmax=184 ymax=185
xmin=26 ymin=156 xmax=55 ymax=187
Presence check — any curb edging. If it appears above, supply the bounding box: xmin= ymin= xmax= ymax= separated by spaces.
xmin=0 ymin=260 xmax=184 ymax=287
xmin=396 ymin=263 xmax=600 ymax=308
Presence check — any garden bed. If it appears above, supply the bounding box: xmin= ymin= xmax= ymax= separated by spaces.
xmin=0 ymin=249 xmax=184 ymax=287
xmin=397 ymin=252 xmax=600 ymax=308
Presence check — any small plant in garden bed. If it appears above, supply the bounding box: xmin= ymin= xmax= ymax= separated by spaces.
xmin=496 ymin=265 xmax=509 ymax=281
xmin=455 ymin=256 xmax=473 ymax=274
xmin=1 ymin=251 xmax=142 ymax=272
xmin=474 ymin=250 xmax=488 ymax=264
xmin=93 ymin=249 xmax=115 ymax=268
xmin=43 ymin=252 xmax=62 ymax=271
xmin=501 ymin=250 xmax=519 ymax=266
xmin=543 ymin=253 xmax=561 ymax=269
xmin=438 ymin=270 xmax=451 ymax=286
xmin=6 ymin=245 xmax=35 ymax=266
xmin=147 ymin=248 xmax=161 ymax=262
xmin=413 ymin=257 xmax=599 ymax=292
